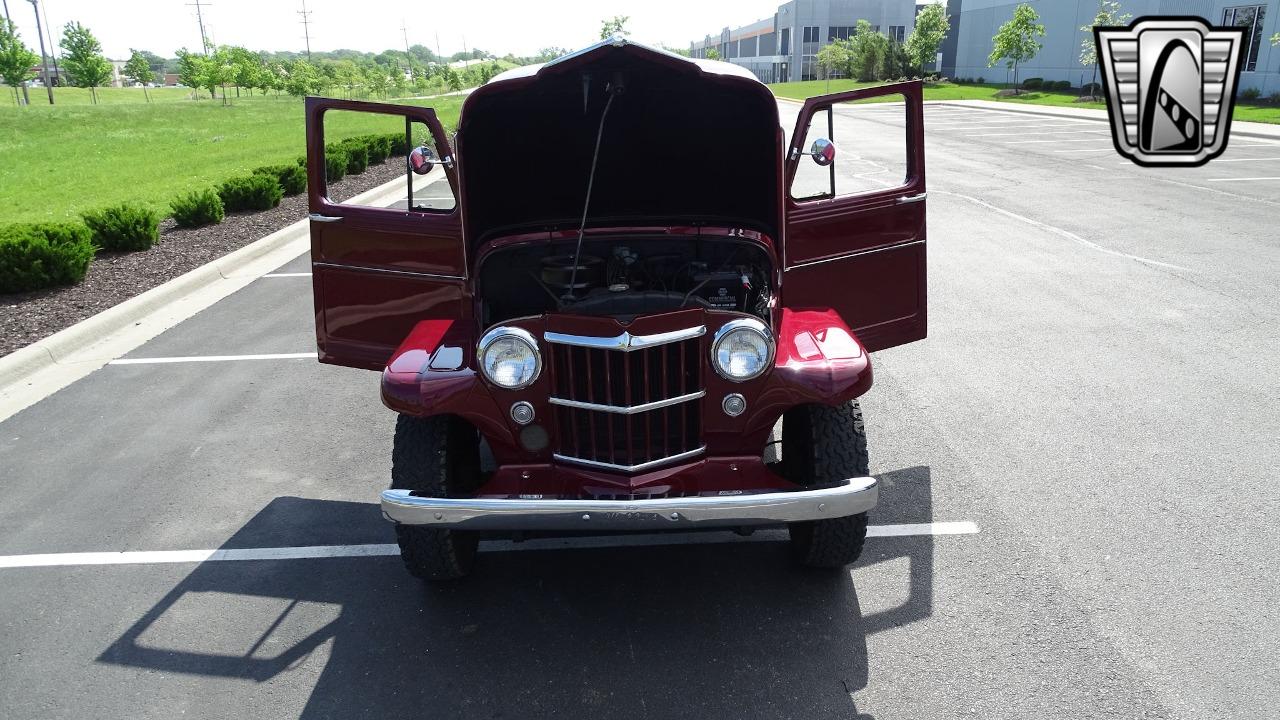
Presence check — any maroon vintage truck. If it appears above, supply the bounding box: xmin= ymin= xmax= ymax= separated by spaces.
xmin=305 ymin=38 xmax=926 ymax=580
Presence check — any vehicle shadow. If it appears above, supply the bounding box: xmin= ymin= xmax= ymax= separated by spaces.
xmin=97 ymin=466 xmax=934 ymax=719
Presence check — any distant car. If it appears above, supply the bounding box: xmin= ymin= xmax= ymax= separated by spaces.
xmin=305 ymin=38 xmax=928 ymax=580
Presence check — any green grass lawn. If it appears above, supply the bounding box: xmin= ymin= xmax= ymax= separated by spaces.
xmin=0 ymin=93 xmax=464 ymax=224
xmin=768 ymin=79 xmax=1280 ymax=125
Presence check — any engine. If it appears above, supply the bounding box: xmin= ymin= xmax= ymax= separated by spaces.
xmin=476 ymin=236 xmax=773 ymax=326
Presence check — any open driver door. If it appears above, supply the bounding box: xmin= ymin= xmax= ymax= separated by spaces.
xmin=304 ymin=98 xmax=464 ymax=370
xmin=782 ymin=81 xmax=926 ymax=352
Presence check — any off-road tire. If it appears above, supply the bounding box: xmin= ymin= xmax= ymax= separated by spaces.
xmin=391 ymin=414 xmax=483 ymax=581
xmin=782 ymin=401 xmax=871 ymax=569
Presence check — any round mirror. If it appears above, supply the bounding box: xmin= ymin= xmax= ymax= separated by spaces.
xmin=810 ymin=137 xmax=836 ymax=166
xmin=408 ymin=144 xmax=437 ymax=175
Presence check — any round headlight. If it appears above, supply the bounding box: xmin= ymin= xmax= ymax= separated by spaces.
xmin=710 ymin=319 xmax=774 ymax=382
xmin=478 ymin=327 xmax=541 ymax=389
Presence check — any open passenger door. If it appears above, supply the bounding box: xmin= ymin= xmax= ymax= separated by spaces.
xmin=305 ymin=98 xmax=464 ymax=370
xmin=783 ymin=81 xmax=926 ymax=352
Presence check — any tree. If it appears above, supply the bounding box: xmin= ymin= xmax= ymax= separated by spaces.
xmin=815 ymin=40 xmax=850 ymax=82
xmin=175 ymin=48 xmax=206 ymax=99
xmin=904 ymin=3 xmax=951 ymax=76
xmin=600 ymin=15 xmax=630 ymax=40
xmin=0 ymin=18 xmax=39 ymax=107
xmin=705 ymin=47 xmax=721 ymax=61
xmin=123 ymin=49 xmax=155 ymax=102
xmin=988 ymin=3 xmax=1045 ymax=92
xmin=1080 ymin=1 xmax=1130 ymax=98
xmin=849 ymin=20 xmax=890 ymax=81
xmin=132 ymin=49 xmax=167 ymax=75
xmin=282 ymin=58 xmax=322 ymax=97
xmin=200 ymin=46 xmax=236 ymax=104
xmin=60 ymin=21 xmax=112 ymax=104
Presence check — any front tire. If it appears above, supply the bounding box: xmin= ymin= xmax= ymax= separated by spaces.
xmin=391 ymin=414 xmax=483 ymax=580
xmin=781 ymin=401 xmax=871 ymax=569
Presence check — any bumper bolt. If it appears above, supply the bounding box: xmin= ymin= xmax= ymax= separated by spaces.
xmin=434 ymin=512 xmax=443 ymax=520
xmin=582 ymin=513 xmax=591 ymax=521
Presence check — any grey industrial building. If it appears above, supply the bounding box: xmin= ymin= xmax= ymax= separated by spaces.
xmin=942 ymin=0 xmax=1278 ymax=95
xmin=690 ymin=1 xmax=921 ymax=83
xmin=693 ymin=0 xmax=1278 ymax=95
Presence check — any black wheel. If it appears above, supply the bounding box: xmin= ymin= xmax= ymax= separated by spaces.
xmin=391 ymin=414 xmax=483 ymax=580
xmin=781 ymin=401 xmax=871 ymax=569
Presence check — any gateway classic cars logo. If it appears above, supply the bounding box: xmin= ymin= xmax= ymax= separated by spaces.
xmin=1094 ymin=16 xmax=1246 ymax=167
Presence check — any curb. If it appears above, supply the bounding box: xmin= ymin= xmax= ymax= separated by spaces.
xmin=0 ymin=170 xmax=421 ymax=423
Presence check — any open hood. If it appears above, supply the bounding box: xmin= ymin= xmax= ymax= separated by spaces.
xmin=456 ymin=38 xmax=781 ymax=250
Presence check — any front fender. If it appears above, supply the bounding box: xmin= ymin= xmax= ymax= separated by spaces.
xmin=772 ymin=307 xmax=873 ymax=400
xmin=380 ymin=320 xmax=517 ymax=452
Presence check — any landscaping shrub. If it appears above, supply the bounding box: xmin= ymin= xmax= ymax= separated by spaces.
xmin=218 ymin=174 xmax=284 ymax=212
xmin=1240 ymin=87 xmax=1261 ymax=102
xmin=1080 ymin=82 xmax=1102 ymax=96
xmin=337 ymin=140 xmax=369 ymax=174
xmin=170 ymin=189 xmax=225 ymax=228
xmin=977 ymin=76 xmax=985 ymax=84
xmin=253 ymin=164 xmax=308 ymax=196
xmin=325 ymin=147 xmax=348 ymax=182
xmin=1050 ymin=80 xmax=1072 ymax=91
xmin=1269 ymin=92 xmax=1280 ymax=106
xmin=296 ymin=155 xmax=307 ymax=167
xmin=81 ymin=203 xmax=161 ymax=252
xmin=0 ymin=222 xmax=95 ymax=293
xmin=1021 ymin=77 xmax=1043 ymax=90
xmin=361 ymin=134 xmax=392 ymax=164
xmin=386 ymin=132 xmax=409 ymax=156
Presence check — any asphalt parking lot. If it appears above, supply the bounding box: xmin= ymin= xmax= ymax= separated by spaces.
xmin=2 ymin=102 xmax=1279 ymax=719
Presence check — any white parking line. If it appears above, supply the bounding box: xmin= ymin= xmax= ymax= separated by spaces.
xmin=1206 ymin=176 xmax=1280 ymax=182
xmin=262 ymin=272 xmax=312 ymax=278
xmin=1053 ymin=147 xmax=1117 ymax=153
xmin=1002 ymin=138 xmax=1110 ymax=144
xmin=0 ymin=522 xmax=981 ymax=569
xmin=966 ymin=128 xmax=1106 ymax=136
xmin=1203 ymin=157 xmax=1280 ymax=163
xmin=109 ymin=352 xmax=318 ymax=365
xmin=938 ymin=190 xmax=1192 ymax=272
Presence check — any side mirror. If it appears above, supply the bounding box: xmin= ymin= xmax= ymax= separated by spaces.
xmin=809 ymin=137 xmax=836 ymax=166
xmin=408 ymin=145 xmax=437 ymax=175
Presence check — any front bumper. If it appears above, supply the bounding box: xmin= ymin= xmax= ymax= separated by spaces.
xmin=381 ymin=476 xmax=878 ymax=531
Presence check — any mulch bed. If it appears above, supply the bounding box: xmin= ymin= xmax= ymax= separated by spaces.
xmin=0 ymin=161 xmax=402 ymax=359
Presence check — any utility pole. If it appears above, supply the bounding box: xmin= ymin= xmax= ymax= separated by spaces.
xmin=434 ymin=31 xmax=440 ymax=62
xmin=39 ymin=0 xmax=58 ymax=86
xmin=401 ymin=20 xmax=412 ymax=75
xmin=298 ymin=0 xmax=312 ymax=61
xmin=27 ymin=0 xmax=53 ymax=104
xmin=186 ymin=0 xmax=211 ymax=54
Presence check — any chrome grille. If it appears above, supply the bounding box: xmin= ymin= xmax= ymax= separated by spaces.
xmin=546 ymin=326 xmax=705 ymax=472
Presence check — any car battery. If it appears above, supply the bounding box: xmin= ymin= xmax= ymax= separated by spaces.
xmin=692 ymin=270 xmax=746 ymax=311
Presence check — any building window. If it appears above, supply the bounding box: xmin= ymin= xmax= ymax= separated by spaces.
xmin=1223 ymin=6 xmax=1267 ymax=72
xmin=780 ymin=27 xmax=790 ymax=55
xmin=829 ymin=26 xmax=855 ymax=41
xmin=802 ymin=26 xmax=820 ymax=43
xmin=888 ymin=25 xmax=905 ymax=43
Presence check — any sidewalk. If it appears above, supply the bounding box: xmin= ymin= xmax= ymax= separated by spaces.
xmin=931 ymin=99 xmax=1280 ymax=141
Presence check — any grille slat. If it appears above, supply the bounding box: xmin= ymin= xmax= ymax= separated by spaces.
xmin=548 ymin=328 xmax=703 ymax=472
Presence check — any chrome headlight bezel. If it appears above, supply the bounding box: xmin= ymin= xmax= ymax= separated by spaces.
xmin=709 ymin=318 xmax=775 ymax=383
xmin=477 ymin=326 xmax=542 ymax=390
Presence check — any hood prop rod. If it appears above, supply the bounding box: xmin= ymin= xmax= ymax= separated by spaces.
xmin=563 ymin=74 xmax=624 ymax=303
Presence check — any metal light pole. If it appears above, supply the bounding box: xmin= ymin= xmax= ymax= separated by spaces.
xmin=27 ymin=0 xmax=53 ymax=104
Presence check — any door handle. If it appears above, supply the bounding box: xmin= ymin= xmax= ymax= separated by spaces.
xmin=896 ymin=193 xmax=927 ymax=205
xmin=308 ymin=213 xmax=343 ymax=223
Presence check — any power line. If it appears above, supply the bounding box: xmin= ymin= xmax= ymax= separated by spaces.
xmin=298 ymin=0 xmax=312 ymax=61
xmin=185 ymin=0 xmax=211 ymax=54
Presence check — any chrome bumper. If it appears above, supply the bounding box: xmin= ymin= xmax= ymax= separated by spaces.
xmin=380 ymin=477 xmax=878 ymax=531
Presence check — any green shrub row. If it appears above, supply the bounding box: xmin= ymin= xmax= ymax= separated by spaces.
xmin=3 ymin=133 xmax=410 ymax=294
xmin=0 ymin=223 xmax=95 ymax=294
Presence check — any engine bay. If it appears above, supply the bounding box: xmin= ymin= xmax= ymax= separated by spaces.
xmin=476 ymin=236 xmax=773 ymax=326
